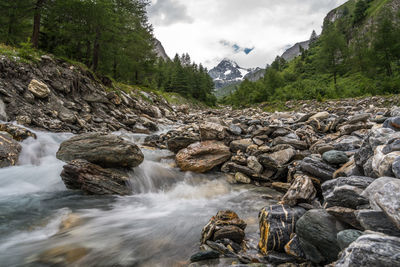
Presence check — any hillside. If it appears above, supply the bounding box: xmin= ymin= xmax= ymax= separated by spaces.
xmin=223 ymin=0 xmax=400 ymax=106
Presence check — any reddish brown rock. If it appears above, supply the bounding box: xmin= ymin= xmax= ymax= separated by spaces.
xmin=176 ymin=141 xmax=231 ymax=173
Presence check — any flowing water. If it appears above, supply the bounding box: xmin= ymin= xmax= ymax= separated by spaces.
xmin=0 ymin=126 xmax=280 ymax=267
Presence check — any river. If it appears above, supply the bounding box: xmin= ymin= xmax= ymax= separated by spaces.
xmin=0 ymin=126 xmax=280 ymax=267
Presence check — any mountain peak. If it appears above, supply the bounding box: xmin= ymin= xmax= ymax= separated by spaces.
xmin=218 ymin=58 xmax=239 ymax=68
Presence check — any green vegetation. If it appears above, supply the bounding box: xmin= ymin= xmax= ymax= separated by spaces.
xmin=0 ymin=0 xmax=216 ymax=105
xmin=223 ymin=0 xmax=400 ymax=107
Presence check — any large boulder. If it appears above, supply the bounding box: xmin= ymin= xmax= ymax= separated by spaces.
xmin=28 ymin=79 xmax=51 ymax=98
xmin=176 ymin=141 xmax=231 ymax=173
xmin=258 ymin=204 xmax=306 ymax=253
xmin=60 ymin=159 xmax=132 ymax=195
xmin=296 ymin=209 xmax=347 ymax=264
xmin=0 ymin=132 xmax=22 ymax=168
xmin=56 ymin=133 xmax=144 ymax=168
xmin=335 ymin=233 xmax=400 ymax=267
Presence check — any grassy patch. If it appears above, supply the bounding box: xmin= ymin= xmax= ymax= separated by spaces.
xmin=0 ymin=42 xmax=42 ymax=63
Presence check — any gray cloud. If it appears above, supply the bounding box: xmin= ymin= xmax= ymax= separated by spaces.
xmin=148 ymin=0 xmax=347 ymax=68
xmin=148 ymin=0 xmax=193 ymax=26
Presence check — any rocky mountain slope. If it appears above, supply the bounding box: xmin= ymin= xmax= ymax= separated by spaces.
xmin=281 ymin=40 xmax=311 ymax=61
xmin=154 ymin=38 xmax=169 ymax=60
xmin=0 ymin=55 xmax=179 ymax=134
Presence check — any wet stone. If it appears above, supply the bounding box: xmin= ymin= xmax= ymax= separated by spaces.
xmin=201 ymin=210 xmax=246 ymax=245
xmin=190 ymin=250 xmax=220 ymax=262
xmin=258 ymin=204 xmax=305 ymax=253
xmin=0 ymin=132 xmax=22 ymax=168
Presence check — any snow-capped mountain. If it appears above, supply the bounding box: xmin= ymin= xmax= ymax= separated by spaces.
xmin=208 ymin=59 xmax=252 ymax=89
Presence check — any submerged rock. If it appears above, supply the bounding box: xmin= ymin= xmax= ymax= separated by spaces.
xmin=176 ymin=141 xmax=231 ymax=173
xmin=60 ymin=159 xmax=132 ymax=195
xmin=190 ymin=250 xmax=220 ymax=262
xmin=335 ymin=233 xmax=400 ymax=267
xmin=258 ymin=204 xmax=305 ymax=253
xmin=0 ymin=132 xmax=22 ymax=168
xmin=235 ymin=172 xmax=251 ymax=184
xmin=56 ymin=133 xmax=144 ymax=168
xmin=37 ymin=245 xmax=89 ymax=266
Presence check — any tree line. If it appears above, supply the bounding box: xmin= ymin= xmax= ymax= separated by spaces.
xmin=224 ymin=1 xmax=400 ymax=106
xmin=0 ymin=0 xmax=216 ymax=105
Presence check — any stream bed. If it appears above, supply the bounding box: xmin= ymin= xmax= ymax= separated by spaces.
xmin=0 ymin=127 xmax=280 ymax=267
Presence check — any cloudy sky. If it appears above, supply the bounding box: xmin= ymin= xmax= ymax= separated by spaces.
xmin=148 ymin=0 xmax=347 ymax=69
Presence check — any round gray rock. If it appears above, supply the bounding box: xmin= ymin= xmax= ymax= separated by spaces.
xmin=323 ymin=150 xmax=349 ymax=165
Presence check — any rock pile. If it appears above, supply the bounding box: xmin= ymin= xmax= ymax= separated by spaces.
xmin=177 ymin=103 xmax=400 ymax=266
xmin=190 ymin=210 xmax=248 ymax=263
